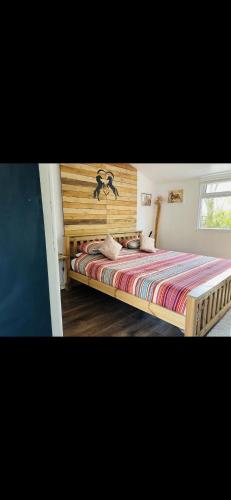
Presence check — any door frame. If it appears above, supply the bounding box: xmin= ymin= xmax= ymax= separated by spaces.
xmin=39 ymin=164 xmax=63 ymax=336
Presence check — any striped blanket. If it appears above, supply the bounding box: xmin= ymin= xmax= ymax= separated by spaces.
xmin=72 ymin=249 xmax=231 ymax=316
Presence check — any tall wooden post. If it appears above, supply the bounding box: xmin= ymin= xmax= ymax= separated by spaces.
xmin=154 ymin=196 xmax=163 ymax=246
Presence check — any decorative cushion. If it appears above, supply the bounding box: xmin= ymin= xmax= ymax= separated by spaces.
xmin=99 ymin=235 xmax=122 ymax=260
xmin=77 ymin=240 xmax=102 ymax=255
xmin=121 ymin=237 xmax=140 ymax=249
xmin=140 ymin=234 xmax=157 ymax=253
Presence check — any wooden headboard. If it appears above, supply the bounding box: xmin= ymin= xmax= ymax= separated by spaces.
xmin=60 ymin=163 xmax=137 ymax=237
xmin=64 ymin=230 xmax=142 ymax=274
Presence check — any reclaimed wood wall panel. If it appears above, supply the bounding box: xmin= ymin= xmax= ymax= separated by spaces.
xmin=60 ymin=163 xmax=137 ymax=236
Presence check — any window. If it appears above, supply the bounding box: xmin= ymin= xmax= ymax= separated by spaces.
xmin=198 ymin=179 xmax=231 ymax=230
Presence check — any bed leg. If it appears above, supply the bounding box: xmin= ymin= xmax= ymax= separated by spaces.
xmin=185 ymin=295 xmax=198 ymax=337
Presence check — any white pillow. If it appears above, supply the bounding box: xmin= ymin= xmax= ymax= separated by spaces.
xmin=99 ymin=235 xmax=122 ymax=260
xmin=140 ymin=234 xmax=157 ymax=253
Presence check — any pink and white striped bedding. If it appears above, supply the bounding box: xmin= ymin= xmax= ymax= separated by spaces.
xmin=71 ymin=249 xmax=231 ymax=316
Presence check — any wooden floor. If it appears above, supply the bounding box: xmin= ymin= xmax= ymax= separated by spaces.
xmin=61 ymin=283 xmax=183 ymax=337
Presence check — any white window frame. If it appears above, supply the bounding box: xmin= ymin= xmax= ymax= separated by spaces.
xmin=198 ymin=176 xmax=231 ymax=232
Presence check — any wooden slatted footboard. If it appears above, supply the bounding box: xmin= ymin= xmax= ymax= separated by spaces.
xmin=185 ymin=270 xmax=231 ymax=336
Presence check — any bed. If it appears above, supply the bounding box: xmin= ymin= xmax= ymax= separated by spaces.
xmin=65 ymin=231 xmax=231 ymax=337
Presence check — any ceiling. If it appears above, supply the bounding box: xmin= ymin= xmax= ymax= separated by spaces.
xmin=132 ymin=164 xmax=231 ymax=183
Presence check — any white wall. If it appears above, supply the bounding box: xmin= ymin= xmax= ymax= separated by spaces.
xmin=51 ymin=166 xmax=156 ymax=249
xmin=155 ymin=178 xmax=231 ymax=259
xmin=137 ymin=170 xmax=156 ymax=235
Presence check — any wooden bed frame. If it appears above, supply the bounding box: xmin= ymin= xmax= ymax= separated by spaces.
xmin=64 ymin=231 xmax=231 ymax=337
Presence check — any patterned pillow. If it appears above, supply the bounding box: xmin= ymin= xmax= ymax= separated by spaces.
xmin=120 ymin=237 xmax=140 ymax=249
xmin=77 ymin=240 xmax=102 ymax=255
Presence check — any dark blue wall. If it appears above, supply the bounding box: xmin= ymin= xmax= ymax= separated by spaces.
xmin=0 ymin=164 xmax=52 ymax=336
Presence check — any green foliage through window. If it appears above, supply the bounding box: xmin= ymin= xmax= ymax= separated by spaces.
xmin=200 ymin=185 xmax=231 ymax=229
xmin=202 ymin=210 xmax=231 ymax=229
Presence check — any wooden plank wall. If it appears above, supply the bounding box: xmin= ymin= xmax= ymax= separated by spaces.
xmin=60 ymin=163 xmax=137 ymax=236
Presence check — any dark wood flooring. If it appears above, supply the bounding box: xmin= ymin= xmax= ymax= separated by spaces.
xmin=61 ymin=283 xmax=183 ymax=337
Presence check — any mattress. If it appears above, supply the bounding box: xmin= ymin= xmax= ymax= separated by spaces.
xmin=71 ymin=249 xmax=231 ymax=316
